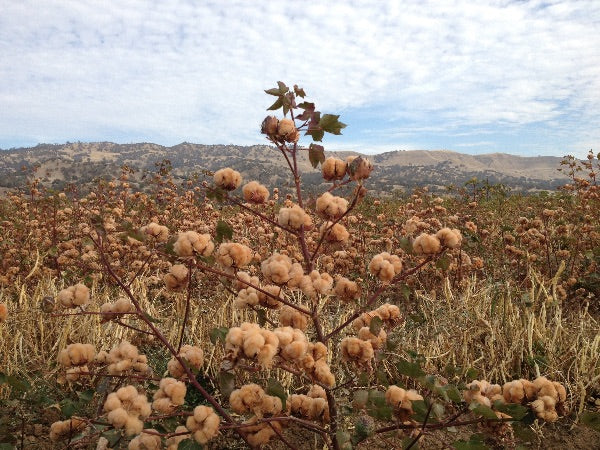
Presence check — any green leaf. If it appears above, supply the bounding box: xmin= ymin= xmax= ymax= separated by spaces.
xmin=319 ymin=114 xmax=347 ymax=135
xmin=369 ymin=316 xmax=383 ymax=335
xmin=266 ymin=378 xmax=287 ymax=409
xmin=336 ymin=430 xmax=351 ymax=446
xmin=580 ymin=411 xmax=600 ymax=432
xmin=397 ymin=358 xmax=425 ymax=378
xmin=376 ymin=369 xmax=389 ymax=387
xmin=178 ymin=439 xmax=204 ymax=450
xmin=308 ymin=143 xmax=325 ymax=169
xmin=352 ymin=417 xmax=373 ymax=443
xmin=60 ymin=399 xmax=76 ymax=418
xmin=410 ymin=400 xmax=429 ymax=422
xmin=385 ymin=332 xmax=401 ymax=351
xmin=452 ymin=434 xmax=489 ymax=450
xmin=218 ymin=371 xmax=235 ymax=399
xmin=444 ymin=385 xmax=463 ymax=404
xmin=470 ymin=403 xmax=497 ymax=419
xmin=398 ymin=237 xmax=414 ymax=254
xmin=277 ymin=81 xmax=288 ymax=94
xmin=465 ymin=367 xmax=479 ymax=381
xmin=265 ymin=88 xmax=281 ymax=96
xmin=293 ymin=84 xmax=306 ymax=98
xmin=493 ymin=401 xmax=529 ymax=420
xmin=352 ymin=390 xmax=369 ymax=410
xmin=267 ymin=97 xmax=283 ymax=111
xmin=435 ymin=255 xmax=450 ymax=271
xmin=215 ymin=220 xmax=233 ymax=244
xmin=77 ymin=389 xmax=94 ymax=402
xmin=0 ymin=444 xmax=15 ymax=450
xmin=398 ymin=283 xmax=411 ymax=301
xmin=367 ymin=403 xmax=392 ymax=421
xmin=367 ymin=390 xmax=386 ymax=407
xmin=209 ymin=327 xmax=228 ymax=344
xmin=306 ymin=127 xmax=325 ymax=142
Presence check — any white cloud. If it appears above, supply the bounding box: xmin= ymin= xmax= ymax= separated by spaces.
xmin=0 ymin=0 xmax=598 ymax=155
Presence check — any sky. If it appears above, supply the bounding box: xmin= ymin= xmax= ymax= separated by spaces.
xmin=1 ymin=1 xmax=599 ymax=157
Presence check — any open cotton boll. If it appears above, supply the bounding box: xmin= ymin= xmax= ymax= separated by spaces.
xmin=173 ymin=231 xmax=214 ymax=257
xmin=103 ymin=386 xmax=151 ymax=436
xmin=278 ymin=204 xmax=313 ymax=230
xmin=216 ymin=243 xmax=253 ymax=268
xmin=435 ymin=227 xmax=462 ymax=249
xmin=140 ymin=222 xmax=169 ymax=242
xmin=320 ymin=222 xmax=350 ymax=243
xmin=346 ymin=156 xmax=373 ymax=181
xmin=341 ymin=337 xmax=374 ymax=364
xmin=413 ymin=233 xmax=442 ymax=255
xmin=316 ymin=192 xmax=348 ymax=220
xmin=49 ymin=418 xmax=87 ymax=441
xmin=242 ymin=181 xmax=270 ymax=204
xmin=166 ymin=426 xmax=189 ymax=450
xmin=357 ymin=326 xmax=387 ymax=350
xmin=279 ymin=305 xmax=309 ymax=330
xmin=213 ymin=168 xmax=242 ymax=191
xmin=261 ymin=253 xmax=293 ymax=284
xmin=186 ymin=405 xmax=220 ymax=445
xmin=352 ymin=303 xmax=401 ymax=331
xmin=152 ymin=377 xmax=187 ymax=413
xmin=128 ymin=430 xmax=161 ymax=450
xmin=333 ymin=276 xmax=361 ymax=302
xmin=58 ymin=343 xmax=96 ymax=367
xmin=167 ymin=345 xmax=204 ymax=379
xmin=57 ymin=283 xmax=90 ymax=308
xmin=322 ymin=157 xmax=347 ymax=181
xmin=277 ymin=118 xmax=300 ymax=143
xmin=369 ymin=252 xmax=402 ymax=283
xmin=163 ymin=264 xmax=189 ymax=291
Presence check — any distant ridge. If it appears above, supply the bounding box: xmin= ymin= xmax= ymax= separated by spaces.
xmin=0 ymin=142 xmax=570 ymax=194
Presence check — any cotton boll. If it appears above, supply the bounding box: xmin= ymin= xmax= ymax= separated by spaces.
xmin=107 ymin=408 xmax=129 ymax=429
xmin=173 ymin=231 xmax=214 ymax=257
xmin=322 ymin=157 xmax=347 ymax=181
xmin=413 ymin=233 xmax=442 ymax=255
xmin=310 ymin=270 xmax=334 ymax=295
xmin=278 ymin=205 xmax=313 ymax=230
xmin=333 ymin=276 xmax=361 ymax=302
xmin=213 ymin=168 xmax=242 ymax=191
xmin=216 ymin=243 xmax=253 ymax=268
xmin=320 ymin=222 xmax=350 ymax=244
xmin=166 ymin=426 xmax=189 ymax=450
xmin=242 ymin=181 xmax=270 ymax=204
xmin=435 ymin=228 xmax=462 ymax=249
xmin=357 ymin=326 xmax=387 ymax=350
xmin=58 ymin=343 xmax=96 ymax=367
xmin=341 ymin=337 xmax=374 ymax=364
xmin=369 ymin=252 xmax=402 ymax=283
xmin=279 ymin=305 xmax=309 ymax=330
xmin=128 ymin=430 xmax=161 ymax=450
xmin=316 ymin=192 xmax=348 ymax=220
xmin=346 ymin=156 xmax=373 ymax=181
xmin=261 ymin=115 xmax=279 ymax=135
xmin=163 ymin=264 xmax=189 ymax=290
xmin=261 ymin=253 xmax=293 ymax=284
xmin=140 ymin=222 xmax=169 ymax=242
xmin=57 ymin=283 xmax=90 ymax=308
